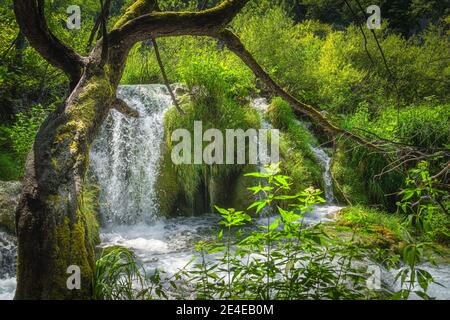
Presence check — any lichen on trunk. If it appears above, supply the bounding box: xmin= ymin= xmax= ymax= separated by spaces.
xmin=15 ymin=70 xmax=116 ymax=299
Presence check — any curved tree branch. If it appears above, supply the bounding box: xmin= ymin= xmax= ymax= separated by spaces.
xmin=109 ymin=0 xmax=250 ymax=49
xmin=13 ymin=0 xmax=87 ymax=88
xmin=215 ymin=29 xmax=381 ymax=150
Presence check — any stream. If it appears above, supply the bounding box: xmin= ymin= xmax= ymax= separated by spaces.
xmin=0 ymin=85 xmax=449 ymax=300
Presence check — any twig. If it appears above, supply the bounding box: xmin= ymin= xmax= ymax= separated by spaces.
xmin=151 ymin=38 xmax=184 ymax=115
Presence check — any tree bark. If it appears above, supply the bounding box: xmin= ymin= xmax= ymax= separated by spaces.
xmin=14 ymin=63 xmax=121 ymax=299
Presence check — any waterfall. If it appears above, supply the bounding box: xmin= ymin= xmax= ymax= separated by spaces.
xmin=1 ymin=87 xmax=449 ymax=300
xmin=90 ymin=85 xmax=172 ymax=225
xmin=251 ymin=97 xmax=273 ymax=170
xmin=311 ymin=147 xmax=335 ymax=203
xmin=251 ymin=98 xmax=335 ymax=203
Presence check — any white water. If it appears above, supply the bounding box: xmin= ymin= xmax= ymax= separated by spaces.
xmin=311 ymin=147 xmax=334 ymax=203
xmin=0 ymin=86 xmax=448 ymax=299
xmin=90 ymin=85 xmax=172 ymax=225
xmin=0 ymin=232 xmax=16 ymax=300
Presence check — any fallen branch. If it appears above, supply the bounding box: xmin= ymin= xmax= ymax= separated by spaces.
xmin=215 ymin=29 xmax=381 ymax=150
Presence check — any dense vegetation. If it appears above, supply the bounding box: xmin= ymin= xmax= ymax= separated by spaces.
xmin=1 ymin=0 xmax=449 ymax=300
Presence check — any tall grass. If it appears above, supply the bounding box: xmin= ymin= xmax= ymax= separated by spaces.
xmin=93 ymin=246 xmax=146 ymax=300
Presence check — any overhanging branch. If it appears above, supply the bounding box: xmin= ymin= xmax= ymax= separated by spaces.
xmin=215 ymin=29 xmax=381 ymax=150
xmin=109 ymin=0 xmax=250 ymax=49
xmin=13 ymin=0 xmax=87 ymax=87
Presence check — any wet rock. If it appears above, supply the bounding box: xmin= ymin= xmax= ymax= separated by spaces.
xmin=0 ymin=181 xmax=21 ymax=234
xmin=0 ymin=231 xmax=17 ymax=278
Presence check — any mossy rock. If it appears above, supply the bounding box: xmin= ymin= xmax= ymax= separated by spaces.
xmin=156 ymin=86 xmax=261 ymax=216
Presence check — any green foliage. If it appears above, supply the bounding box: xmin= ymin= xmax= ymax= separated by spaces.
xmin=0 ymin=126 xmax=20 ymax=180
xmin=232 ymin=6 xmax=449 ymax=115
xmin=122 ymin=37 xmax=256 ymax=99
xmin=93 ymin=246 xmax=146 ymax=300
xmin=397 ymin=161 xmax=450 ymax=244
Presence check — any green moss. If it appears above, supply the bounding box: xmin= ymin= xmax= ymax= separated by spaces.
xmin=159 ymin=89 xmax=260 ymax=216
xmin=114 ymin=0 xmax=159 ymax=29
xmin=55 ymin=75 xmax=113 ymax=150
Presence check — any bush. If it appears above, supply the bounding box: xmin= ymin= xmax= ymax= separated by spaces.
xmin=5 ymin=104 xmax=48 ymax=169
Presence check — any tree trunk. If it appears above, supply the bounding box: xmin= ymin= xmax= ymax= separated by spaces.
xmin=14 ymin=63 xmax=121 ymax=299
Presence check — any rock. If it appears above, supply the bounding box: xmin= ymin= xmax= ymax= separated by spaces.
xmin=0 ymin=231 xmax=17 ymax=278
xmin=0 ymin=181 xmax=21 ymax=234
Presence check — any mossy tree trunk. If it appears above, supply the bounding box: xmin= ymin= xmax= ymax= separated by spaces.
xmin=13 ymin=0 xmax=384 ymax=299
xmin=14 ymin=45 xmax=130 ymax=298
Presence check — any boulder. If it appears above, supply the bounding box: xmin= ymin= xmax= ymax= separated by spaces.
xmin=0 ymin=181 xmax=21 ymax=234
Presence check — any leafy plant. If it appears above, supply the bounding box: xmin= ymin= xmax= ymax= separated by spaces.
xmin=172 ymin=164 xmax=385 ymax=299
xmin=397 ymin=161 xmax=449 ymax=243
xmin=93 ymin=246 xmax=146 ymax=300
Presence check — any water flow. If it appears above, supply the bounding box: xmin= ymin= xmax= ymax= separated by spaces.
xmin=311 ymin=146 xmax=334 ymax=203
xmin=90 ymin=85 xmax=172 ymax=225
xmin=251 ymin=97 xmax=272 ymax=169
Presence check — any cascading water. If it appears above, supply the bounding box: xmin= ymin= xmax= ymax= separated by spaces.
xmin=90 ymin=85 xmax=172 ymax=225
xmin=311 ymin=147 xmax=334 ymax=203
xmin=0 ymin=232 xmax=16 ymax=299
xmin=94 ymin=84 xmax=218 ymax=278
